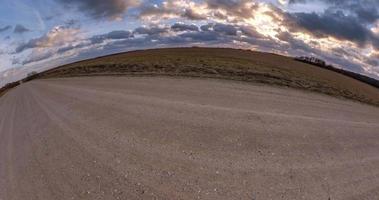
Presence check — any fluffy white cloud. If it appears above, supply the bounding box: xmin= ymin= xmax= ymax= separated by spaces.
xmin=56 ymin=0 xmax=140 ymax=20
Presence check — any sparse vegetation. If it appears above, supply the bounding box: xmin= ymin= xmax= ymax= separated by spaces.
xmin=2 ymin=47 xmax=379 ymax=106
xmin=0 ymin=71 xmax=40 ymax=97
xmin=0 ymin=81 xmax=20 ymax=97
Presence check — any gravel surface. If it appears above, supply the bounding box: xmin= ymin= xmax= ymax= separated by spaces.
xmin=1 ymin=76 xmax=379 ymax=200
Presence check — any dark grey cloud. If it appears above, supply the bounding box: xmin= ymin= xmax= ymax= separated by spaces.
xmin=87 ymin=26 xmax=237 ymax=57
xmin=277 ymin=31 xmax=314 ymax=53
xmin=351 ymin=5 xmax=379 ymax=24
xmin=133 ymin=26 xmax=169 ymax=36
xmin=106 ymin=30 xmax=133 ymax=39
xmin=201 ymin=23 xmax=238 ymax=36
xmin=364 ymin=57 xmax=379 ymax=67
xmin=289 ymin=0 xmax=379 ymax=23
xmin=57 ymin=44 xmax=86 ymax=54
xmin=289 ymin=0 xmax=378 ymax=5
xmin=281 ymin=0 xmax=379 ymax=55
xmin=22 ymin=51 xmax=54 ymax=65
xmin=160 ymin=23 xmax=240 ymax=45
xmin=80 ymin=23 xmax=240 ymax=57
xmin=240 ymin=26 xmax=262 ymax=38
xmin=16 ymin=38 xmax=43 ymax=53
xmin=290 ymin=11 xmax=371 ymax=45
xmin=177 ymin=31 xmax=220 ymax=42
xmin=0 ymin=25 xmax=12 ymax=33
xmin=56 ymin=0 xmax=138 ymax=20
xmin=64 ymin=19 xmax=80 ymax=28
xmin=171 ymin=23 xmax=199 ymax=32
xmin=90 ymin=30 xmax=133 ymax=44
xmin=281 ymin=4 xmax=379 ymax=52
xmin=213 ymin=23 xmax=238 ymax=36
xmin=88 ymin=23 xmax=237 ymax=52
xmin=13 ymin=25 xmax=30 ymax=34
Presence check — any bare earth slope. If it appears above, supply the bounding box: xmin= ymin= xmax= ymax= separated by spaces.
xmin=1 ymin=76 xmax=379 ymax=200
xmin=39 ymin=48 xmax=379 ymax=106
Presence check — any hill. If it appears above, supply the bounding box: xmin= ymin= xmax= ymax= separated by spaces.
xmin=295 ymin=56 xmax=379 ymax=89
xmin=5 ymin=47 xmax=379 ymax=106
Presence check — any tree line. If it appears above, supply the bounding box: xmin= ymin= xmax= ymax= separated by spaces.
xmin=295 ymin=56 xmax=379 ymax=89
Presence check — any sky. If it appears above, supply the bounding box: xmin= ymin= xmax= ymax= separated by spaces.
xmin=1 ymin=0 xmax=379 ymax=85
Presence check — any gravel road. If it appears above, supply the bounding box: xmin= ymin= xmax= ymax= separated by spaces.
xmin=1 ymin=76 xmax=379 ymax=200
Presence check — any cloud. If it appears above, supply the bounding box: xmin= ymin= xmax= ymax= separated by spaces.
xmin=240 ymin=26 xmax=263 ymax=38
xmin=280 ymin=5 xmax=379 ymax=53
xmin=22 ymin=51 xmax=55 ymax=65
xmin=137 ymin=0 xmax=258 ymax=22
xmin=5 ymin=0 xmax=379 ymax=80
xmin=171 ymin=23 xmax=199 ymax=32
xmin=288 ymin=0 xmax=379 ymax=23
xmin=103 ymin=22 xmax=239 ymax=50
xmin=18 ymin=22 xmax=240 ymax=66
xmin=134 ymin=26 xmax=169 ymax=36
xmin=21 ymin=29 xmax=136 ymax=65
xmin=90 ymin=30 xmax=133 ymax=44
xmin=182 ymin=8 xmax=207 ymax=20
xmin=56 ymin=43 xmax=88 ymax=54
xmin=138 ymin=0 xmax=209 ymax=22
xmin=56 ymin=0 xmax=139 ymax=20
xmin=13 ymin=25 xmax=30 ymax=34
xmin=175 ymin=30 xmax=220 ymax=42
xmin=15 ymin=25 xmax=80 ymax=53
xmin=0 ymin=25 xmax=12 ymax=33
xmin=206 ymin=0 xmax=258 ymax=19
xmin=201 ymin=23 xmax=238 ymax=36
xmin=351 ymin=5 xmax=379 ymax=24
xmin=138 ymin=1 xmax=183 ymax=21
xmin=289 ymin=11 xmax=371 ymax=45
xmin=64 ymin=19 xmax=80 ymax=28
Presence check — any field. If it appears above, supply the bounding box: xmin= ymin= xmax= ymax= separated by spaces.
xmin=39 ymin=47 xmax=379 ymax=106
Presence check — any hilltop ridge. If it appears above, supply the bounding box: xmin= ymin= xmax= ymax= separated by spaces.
xmin=2 ymin=47 xmax=379 ymax=106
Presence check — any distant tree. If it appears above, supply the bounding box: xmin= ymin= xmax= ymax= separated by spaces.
xmin=27 ymin=71 xmax=38 ymax=77
xmin=295 ymin=56 xmax=379 ymax=89
xmin=296 ymin=56 xmax=326 ymax=67
xmin=23 ymin=71 xmax=39 ymax=82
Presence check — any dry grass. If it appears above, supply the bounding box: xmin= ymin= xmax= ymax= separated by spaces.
xmin=39 ymin=47 xmax=379 ymax=106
